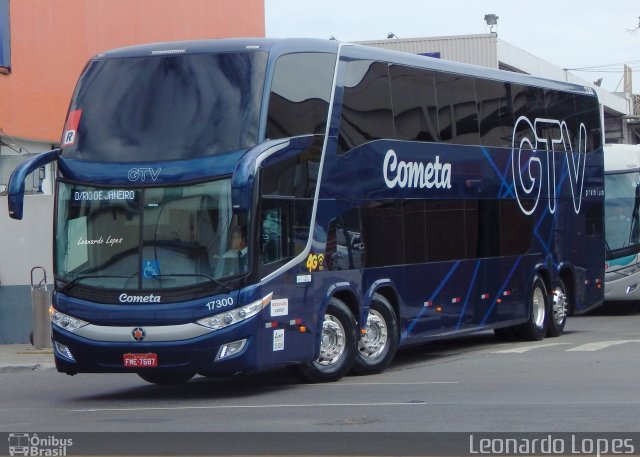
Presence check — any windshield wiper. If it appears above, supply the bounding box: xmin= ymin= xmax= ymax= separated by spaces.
xmin=146 ymin=273 xmax=232 ymax=292
xmin=60 ymin=274 xmax=134 ymax=294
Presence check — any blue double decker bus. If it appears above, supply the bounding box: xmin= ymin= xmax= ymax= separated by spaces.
xmin=8 ymin=38 xmax=604 ymax=384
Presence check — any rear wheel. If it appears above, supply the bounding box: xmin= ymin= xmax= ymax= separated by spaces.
xmin=138 ymin=372 xmax=194 ymax=385
xmin=292 ymin=297 xmax=357 ymax=383
xmin=514 ymin=275 xmax=549 ymax=341
xmin=352 ymin=294 xmax=398 ymax=375
xmin=547 ymin=278 xmax=568 ymax=337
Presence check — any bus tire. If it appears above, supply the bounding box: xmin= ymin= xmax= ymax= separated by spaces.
xmin=547 ymin=278 xmax=568 ymax=337
xmin=514 ymin=275 xmax=549 ymax=341
xmin=292 ymin=297 xmax=357 ymax=383
xmin=138 ymin=372 xmax=195 ymax=385
xmin=352 ymin=293 xmax=398 ymax=376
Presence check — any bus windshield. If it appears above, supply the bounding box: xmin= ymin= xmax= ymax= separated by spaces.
xmin=605 ymin=172 xmax=640 ymax=252
xmin=55 ymin=179 xmax=249 ymax=292
xmin=61 ymin=51 xmax=268 ymax=162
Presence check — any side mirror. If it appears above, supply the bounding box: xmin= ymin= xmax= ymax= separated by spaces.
xmin=7 ymin=148 xmax=60 ymax=220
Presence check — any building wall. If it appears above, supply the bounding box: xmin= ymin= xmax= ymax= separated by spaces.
xmin=0 ymin=0 xmax=265 ymax=143
xmin=358 ymin=34 xmax=498 ymax=69
xmin=0 ymin=195 xmax=53 ymax=343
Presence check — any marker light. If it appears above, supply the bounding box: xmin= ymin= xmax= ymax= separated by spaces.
xmin=50 ymin=307 xmax=89 ymax=332
xmin=197 ymin=293 xmax=272 ymax=331
xmin=54 ymin=341 xmax=76 ymax=361
xmin=216 ymin=339 xmax=247 ymax=361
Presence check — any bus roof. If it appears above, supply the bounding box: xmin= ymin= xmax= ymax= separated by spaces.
xmin=94 ymin=38 xmax=597 ymax=98
xmin=604 ymin=143 xmax=640 ymax=173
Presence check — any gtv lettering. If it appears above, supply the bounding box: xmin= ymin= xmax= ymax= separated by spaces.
xmin=127 ymin=167 xmax=161 ymax=182
xmin=383 ymin=149 xmax=452 ymax=189
xmin=512 ymin=116 xmax=587 ymax=215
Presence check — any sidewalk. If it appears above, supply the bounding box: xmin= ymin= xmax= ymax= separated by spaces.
xmin=0 ymin=344 xmax=56 ymax=373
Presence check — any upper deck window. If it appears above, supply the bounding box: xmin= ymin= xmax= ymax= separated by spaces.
xmin=61 ymin=51 xmax=268 ymax=162
xmin=266 ymin=52 xmax=335 ymax=140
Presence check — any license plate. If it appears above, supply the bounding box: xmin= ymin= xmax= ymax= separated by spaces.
xmin=123 ymin=353 xmax=158 ymax=368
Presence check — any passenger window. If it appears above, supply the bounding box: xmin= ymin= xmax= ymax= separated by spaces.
xmin=434 ymin=73 xmax=480 ymax=145
xmin=575 ymin=95 xmax=602 ymax=152
xmin=389 ymin=65 xmax=439 ymax=142
xmin=337 ymin=60 xmax=395 ymax=154
xmin=511 ymin=84 xmax=545 ymax=150
xmin=476 ymin=79 xmax=514 ymax=148
xmin=266 ymin=53 xmax=335 ymax=140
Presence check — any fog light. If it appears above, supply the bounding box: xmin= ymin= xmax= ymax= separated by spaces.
xmin=215 ymin=339 xmax=247 ymax=361
xmin=626 ymin=284 xmax=637 ymax=294
xmin=54 ymin=341 xmax=76 ymax=362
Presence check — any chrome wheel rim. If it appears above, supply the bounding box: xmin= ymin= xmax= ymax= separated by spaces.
xmin=552 ymin=287 xmax=567 ymax=325
xmin=317 ymin=314 xmax=346 ymax=366
xmin=358 ymin=309 xmax=388 ymax=360
xmin=532 ymin=285 xmax=546 ymax=328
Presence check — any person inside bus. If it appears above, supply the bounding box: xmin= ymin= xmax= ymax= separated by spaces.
xmin=214 ymin=226 xmax=248 ymax=276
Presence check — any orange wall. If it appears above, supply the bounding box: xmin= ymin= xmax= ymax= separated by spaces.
xmin=0 ymin=0 xmax=265 ymax=143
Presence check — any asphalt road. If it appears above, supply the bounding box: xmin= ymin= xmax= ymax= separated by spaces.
xmin=2 ymin=306 xmax=640 ymax=436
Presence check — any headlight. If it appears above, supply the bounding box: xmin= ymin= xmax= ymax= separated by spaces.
xmin=50 ymin=306 xmax=89 ymax=332
xmin=197 ymin=293 xmax=272 ymax=331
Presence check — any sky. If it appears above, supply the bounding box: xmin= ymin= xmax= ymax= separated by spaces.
xmin=264 ymin=0 xmax=640 ymax=94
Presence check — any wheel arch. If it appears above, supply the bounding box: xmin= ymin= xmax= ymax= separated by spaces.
xmin=363 ymin=279 xmax=401 ymax=339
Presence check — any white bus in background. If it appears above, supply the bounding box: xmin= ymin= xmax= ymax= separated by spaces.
xmin=604 ymin=143 xmax=640 ymax=302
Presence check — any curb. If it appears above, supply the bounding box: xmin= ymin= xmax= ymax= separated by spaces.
xmin=0 ymin=363 xmax=57 ymax=373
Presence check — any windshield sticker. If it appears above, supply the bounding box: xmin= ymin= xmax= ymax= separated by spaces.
xmin=63 ymin=109 xmax=82 ymax=146
xmin=271 ymin=298 xmax=289 ymax=317
xmin=142 ymin=260 xmax=160 ymax=279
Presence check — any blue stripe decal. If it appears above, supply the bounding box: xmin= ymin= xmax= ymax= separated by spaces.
xmin=481 ymin=148 xmax=514 ymax=199
xmin=456 ymin=259 xmax=482 ymax=330
xmin=499 ymin=152 xmax=515 ymax=199
xmin=480 ymin=256 xmax=523 ymax=326
xmin=406 ymin=260 xmax=461 ymax=336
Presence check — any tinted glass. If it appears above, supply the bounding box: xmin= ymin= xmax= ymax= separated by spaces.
xmin=476 ymin=79 xmax=514 ymax=148
xmin=511 ymin=84 xmax=545 ymax=151
xmin=326 ymin=209 xmax=364 ymax=271
xmin=61 ymin=52 xmax=268 ymax=162
xmin=338 ymin=60 xmax=395 ymax=153
xmin=343 ymin=198 xmax=532 ymax=269
xmin=259 ymin=140 xmax=321 ymax=273
xmin=389 ymin=65 xmax=439 ymax=142
xmin=266 ymin=53 xmax=335 ymax=139
xmin=575 ymin=95 xmax=603 ymax=151
xmin=434 ymin=73 xmax=480 ymax=145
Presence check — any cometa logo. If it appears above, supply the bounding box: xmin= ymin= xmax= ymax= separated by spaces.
xmin=119 ymin=293 xmax=161 ymax=303
xmin=383 ymin=149 xmax=452 ymax=190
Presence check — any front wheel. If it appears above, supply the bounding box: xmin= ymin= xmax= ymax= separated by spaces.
xmin=292 ymin=297 xmax=357 ymax=383
xmin=514 ymin=275 xmax=549 ymax=341
xmin=547 ymin=279 xmax=568 ymax=337
xmin=352 ymin=294 xmax=398 ymax=375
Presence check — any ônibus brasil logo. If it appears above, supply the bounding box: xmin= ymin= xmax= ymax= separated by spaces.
xmin=8 ymin=433 xmax=73 ymax=456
